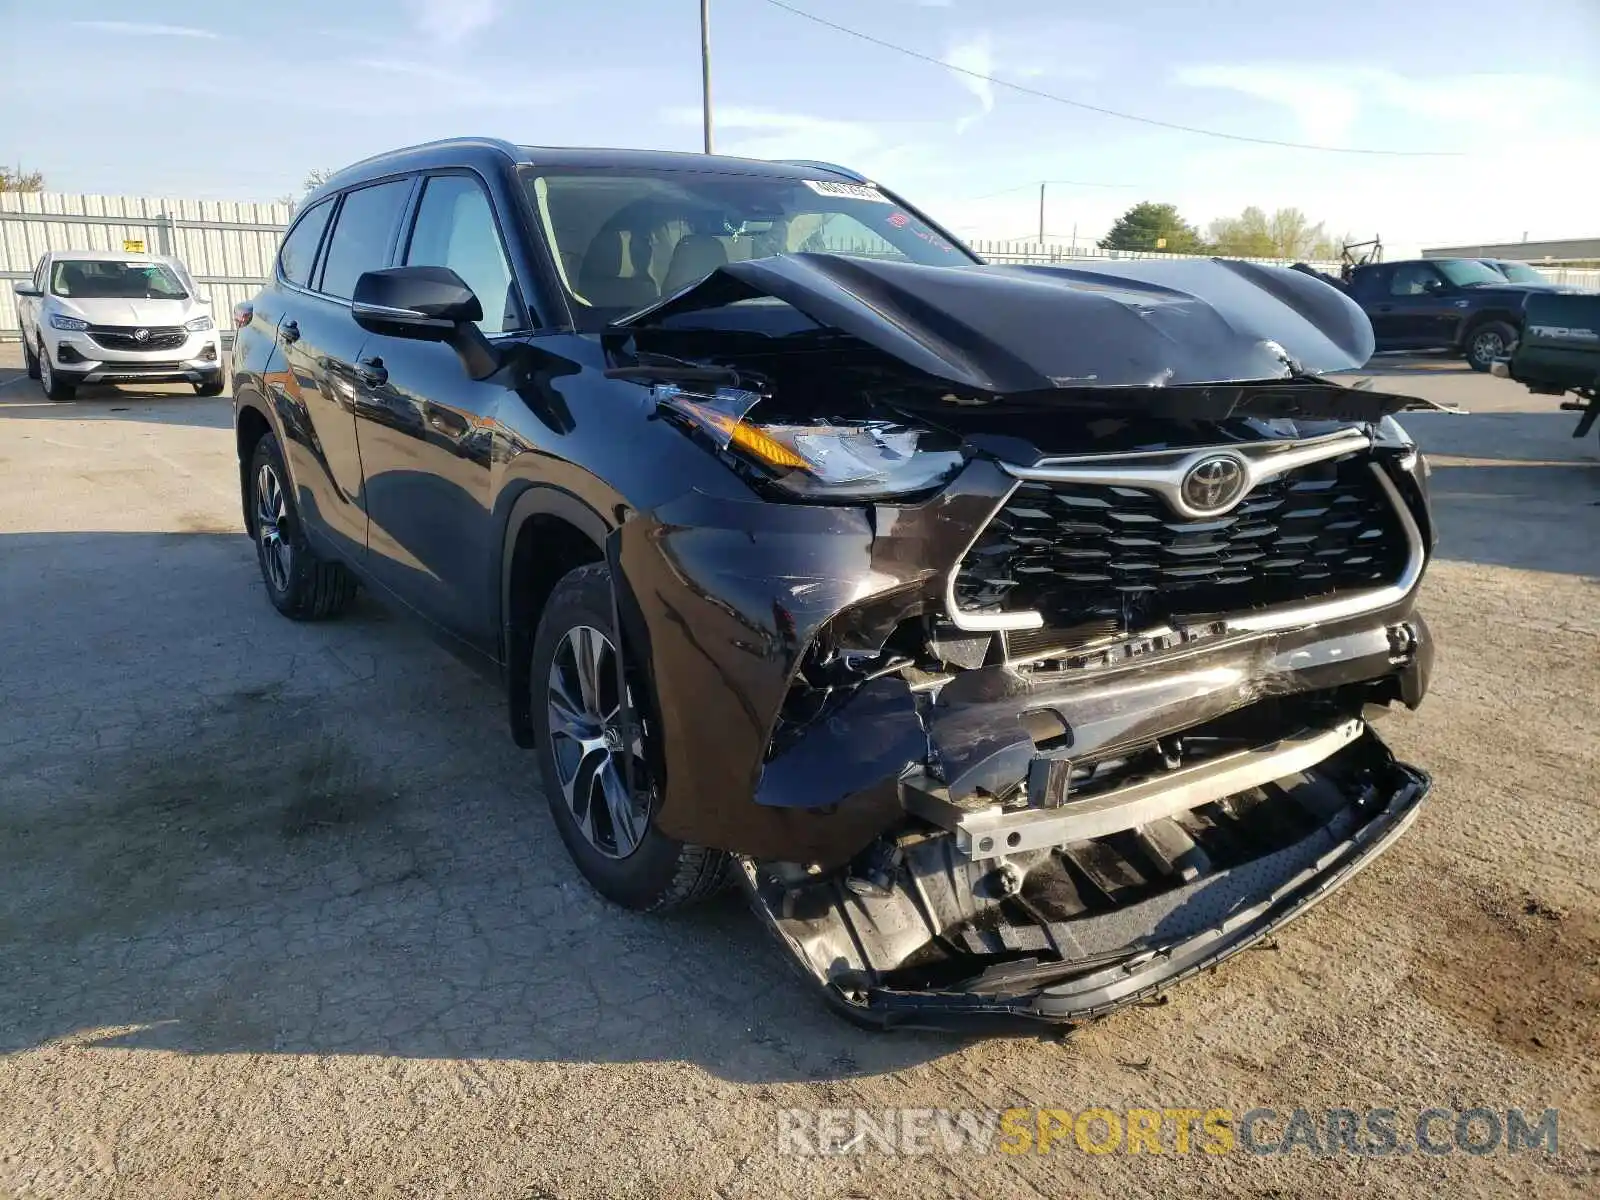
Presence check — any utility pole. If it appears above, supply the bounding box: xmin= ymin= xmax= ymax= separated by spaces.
xmin=1038 ymin=182 xmax=1046 ymax=244
xmin=700 ymin=0 xmax=714 ymax=155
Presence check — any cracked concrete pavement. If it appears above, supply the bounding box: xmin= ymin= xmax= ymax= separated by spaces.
xmin=0 ymin=347 xmax=1596 ymax=1198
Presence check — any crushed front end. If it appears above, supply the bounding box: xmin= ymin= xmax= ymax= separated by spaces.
xmin=606 ymin=255 xmax=1436 ymax=1028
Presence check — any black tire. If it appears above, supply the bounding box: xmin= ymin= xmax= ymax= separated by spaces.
xmin=1465 ymin=320 xmax=1516 ymax=372
xmin=194 ymin=376 xmax=225 ymax=397
xmin=529 ymin=562 xmax=731 ymax=911
xmin=246 ymin=432 xmax=357 ymax=620
xmin=39 ymin=340 xmax=75 ymax=401
xmin=22 ymin=336 xmax=40 ymax=380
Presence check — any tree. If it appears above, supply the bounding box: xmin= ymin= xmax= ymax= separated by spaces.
xmin=1208 ymin=205 xmax=1339 ymax=260
xmin=0 ymin=166 xmax=45 ymax=193
xmin=303 ymin=168 xmax=334 ymax=192
xmin=1207 ymin=207 xmax=1278 ymax=257
xmin=1098 ymin=202 xmax=1206 ymax=254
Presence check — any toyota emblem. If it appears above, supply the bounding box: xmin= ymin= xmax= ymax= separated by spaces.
xmin=1180 ymin=454 xmax=1248 ymax=514
xmin=134 ymin=328 xmax=150 ymax=342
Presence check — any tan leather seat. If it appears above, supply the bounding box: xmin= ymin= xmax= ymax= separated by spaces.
xmin=662 ymin=234 xmax=729 ymax=297
xmin=577 ymin=230 xmax=659 ymax=310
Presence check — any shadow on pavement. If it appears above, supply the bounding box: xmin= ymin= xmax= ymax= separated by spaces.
xmin=0 ymin=386 xmax=234 ymax=431
xmin=0 ymin=531 xmax=966 ymax=1081
xmin=1404 ymin=409 xmax=1599 ymax=576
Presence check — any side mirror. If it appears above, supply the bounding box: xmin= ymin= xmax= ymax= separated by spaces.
xmin=12 ymin=283 xmax=42 ymax=298
xmin=352 ymin=266 xmax=499 ymax=380
xmin=353 ymin=266 xmax=482 ymax=340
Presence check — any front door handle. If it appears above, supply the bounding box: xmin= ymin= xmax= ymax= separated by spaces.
xmin=280 ymin=319 xmax=300 ymax=344
xmin=355 ymin=356 xmax=387 ymax=388
xmin=1375 ymin=305 xmax=1393 ymax=312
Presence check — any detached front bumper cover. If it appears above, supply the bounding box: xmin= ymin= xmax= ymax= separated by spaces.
xmin=743 ymin=731 xmax=1428 ymax=1030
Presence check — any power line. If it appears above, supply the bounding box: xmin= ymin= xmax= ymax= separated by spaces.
xmin=759 ymin=0 xmax=1462 ymax=158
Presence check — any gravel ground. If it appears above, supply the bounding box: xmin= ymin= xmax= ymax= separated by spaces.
xmin=0 ymin=346 xmax=1596 ymax=1199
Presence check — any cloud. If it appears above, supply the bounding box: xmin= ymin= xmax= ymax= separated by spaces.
xmin=408 ymin=0 xmax=498 ymax=46
xmin=1174 ymin=63 xmax=1596 ymax=147
xmin=662 ymin=105 xmax=886 ymax=164
xmin=70 ymin=20 xmax=221 ymax=40
xmin=942 ymin=33 xmax=995 ymax=132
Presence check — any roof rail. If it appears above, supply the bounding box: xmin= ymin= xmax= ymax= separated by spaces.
xmin=327 ymin=137 xmax=525 ymax=181
xmin=773 ymin=159 xmax=869 ymax=183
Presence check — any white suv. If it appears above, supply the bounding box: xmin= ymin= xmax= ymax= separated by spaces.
xmin=13 ymin=250 xmax=224 ymax=401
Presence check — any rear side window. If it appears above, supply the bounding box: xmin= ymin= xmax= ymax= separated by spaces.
xmin=318 ymin=180 xmax=412 ymax=300
xmin=404 ymin=175 xmax=520 ymax=332
xmin=278 ymin=198 xmax=333 ymax=288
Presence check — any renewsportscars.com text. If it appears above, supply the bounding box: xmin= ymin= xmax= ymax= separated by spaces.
xmin=777 ymin=1106 xmax=1560 ymax=1157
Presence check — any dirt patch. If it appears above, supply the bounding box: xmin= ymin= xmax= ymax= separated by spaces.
xmin=1406 ymin=878 xmax=1600 ymax=1066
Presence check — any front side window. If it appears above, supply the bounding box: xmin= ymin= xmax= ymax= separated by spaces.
xmin=522 ymin=168 xmax=975 ymax=330
xmin=51 ymin=260 xmax=186 ymax=300
xmin=279 ymin=198 xmax=334 ymax=288
xmin=318 ymin=180 xmax=413 ymax=300
xmin=1389 ymin=263 xmax=1445 ymax=296
xmin=404 ymin=175 xmax=520 ymax=332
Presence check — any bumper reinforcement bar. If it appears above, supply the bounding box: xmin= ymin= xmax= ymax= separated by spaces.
xmin=904 ymin=718 xmax=1365 ymax=859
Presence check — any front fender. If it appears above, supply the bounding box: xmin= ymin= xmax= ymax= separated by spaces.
xmin=607 ymin=463 xmax=1012 ymax=865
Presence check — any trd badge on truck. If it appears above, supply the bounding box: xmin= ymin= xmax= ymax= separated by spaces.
xmin=230 ymin=138 xmax=1435 ymax=1029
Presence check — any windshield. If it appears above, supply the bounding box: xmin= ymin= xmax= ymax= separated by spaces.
xmin=1489 ymin=260 xmax=1550 ymax=284
xmin=522 ymin=168 xmax=976 ymax=330
xmin=1435 ymin=259 xmax=1508 ymax=288
xmin=50 ymin=260 xmax=187 ymax=300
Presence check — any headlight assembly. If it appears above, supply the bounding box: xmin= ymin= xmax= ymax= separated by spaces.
xmin=658 ymin=385 xmax=963 ymax=501
xmin=185 ymin=315 xmax=215 ymax=332
xmin=50 ymin=314 xmax=89 ymax=331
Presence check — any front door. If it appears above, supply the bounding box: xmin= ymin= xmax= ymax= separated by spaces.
xmin=1379 ymin=262 xmax=1459 ymax=349
xmin=356 ymin=172 xmax=528 ymax=656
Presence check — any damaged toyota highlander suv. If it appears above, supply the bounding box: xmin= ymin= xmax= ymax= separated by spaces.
xmin=233 ymin=139 xmax=1434 ymax=1029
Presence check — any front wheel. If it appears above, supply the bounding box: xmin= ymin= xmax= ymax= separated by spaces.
xmin=529 ymin=563 xmax=731 ymax=911
xmin=22 ymin=335 xmax=40 ymax=380
xmin=38 ymin=341 xmax=74 ymax=401
xmin=247 ymin=432 xmax=357 ymax=619
xmin=194 ymin=375 xmax=225 ymax=397
xmin=1465 ymin=320 xmax=1516 ymax=372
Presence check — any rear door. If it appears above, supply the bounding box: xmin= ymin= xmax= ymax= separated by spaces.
xmin=276 ymin=178 xmax=414 ymax=563
xmin=355 ymin=170 xmax=529 ymax=655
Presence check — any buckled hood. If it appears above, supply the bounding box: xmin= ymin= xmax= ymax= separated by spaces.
xmin=617 ymin=252 xmax=1378 ymax=393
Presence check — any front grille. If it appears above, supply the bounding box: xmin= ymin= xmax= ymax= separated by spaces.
xmin=87 ymin=325 xmax=188 ymax=352
xmin=953 ymin=452 xmax=1409 ymax=637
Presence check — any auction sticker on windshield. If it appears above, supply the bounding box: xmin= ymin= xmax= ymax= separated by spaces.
xmin=804 ymin=179 xmax=890 ymax=203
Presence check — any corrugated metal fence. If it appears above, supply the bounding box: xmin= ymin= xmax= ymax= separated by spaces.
xmin=1 ymin=192 xmax=290 ymax=340
xmin=6 ymin=194 xmax=1596 ymax=339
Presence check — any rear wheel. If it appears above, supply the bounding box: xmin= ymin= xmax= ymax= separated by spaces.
xmin=1465 ymin=320 xmax=1515 ymax=372
xmin=247 ymin=432 xmax=357 ymax=619
xmin=529 ymin=563 xmax=731 ymax=911
xmin=39 ymin=341 xmax=74 ymax=401
xmin=22 ymin=336 xmax=40 ymax=380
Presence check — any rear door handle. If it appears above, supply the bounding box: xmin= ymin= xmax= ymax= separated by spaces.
xmin=355 ymin=356 xmax=387 ymax=388
xmin=423 ymin=403 xmax=469 ymax=438
xmin=280 ymin=319 xmax=300 ymax=345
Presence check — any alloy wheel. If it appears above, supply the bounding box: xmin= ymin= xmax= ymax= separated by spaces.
xmin=1472 ymin=329 xmax=1505 ymax=366
xmin=254 ymin=462 xmax=293 ymax=592
xmin=546 ymin=625 xmax=651 ymax=859
xmin=38 ymin=345 xmax=52 ymax=394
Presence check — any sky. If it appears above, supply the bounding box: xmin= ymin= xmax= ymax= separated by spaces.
xmin=3 ymin=0 xmax=1599 ymax=256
